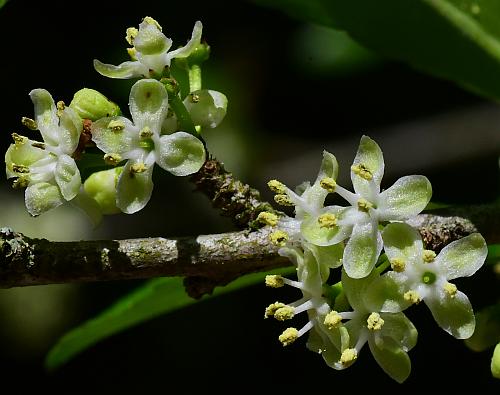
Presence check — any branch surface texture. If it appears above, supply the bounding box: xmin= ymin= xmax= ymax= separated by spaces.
xmin=0 ymin=203 xmax=498 ymax=289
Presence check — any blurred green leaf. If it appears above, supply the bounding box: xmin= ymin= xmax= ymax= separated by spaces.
xmin=487 ymin=243 xmax=500 ymax=264
xmin=0 ymin=0 xmax=7 ymax=9
xmin=45 ymin=267 xmax=292 ymax=371
xmin=465 ymin=304 xmax=500 ymax=351
xmin=255 ymin=0 xmax=500 ymax=100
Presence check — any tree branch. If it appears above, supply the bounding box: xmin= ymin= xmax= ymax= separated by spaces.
xmin=0 ymin=203 xmax=498 ymax=290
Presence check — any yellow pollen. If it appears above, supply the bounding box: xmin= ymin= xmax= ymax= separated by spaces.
xmin=324 ymin=311 xmax=342 ymax=330
xmin=12 ymin=164 xmax=30 ymax=174
xmin=279 ymin=327 xmax=298 ymax=346
xmin=11 ymin=133 xmax=27 ymax=145
xmin=56 ymin=101 xmax=65 ymax=117
xmin=274 ymin=194 xmax=294 ymax=206
xmin=257 ymin=212 xmax=279 ymax=227
xmin=351 ymin=163 xmax=373 ymax=181
xmin=125 ymin=27 xmax=138 ymax=45
xmin=319 ymin=177 xmax=336 ymax=193
xmin=391 ymin=258 xmax=406 ymax=272
xmin=404 ymin=290 xmax=421 ymax=305
xmin=21 ymin=117 xmax=38 ymax=130
xmin=423 ymin=250 xmax=436 ymax=263
xmin=143 ymin=16 xmax=162 ymax=30
xmin=367 ymin=312 xmax=385 ymax=331
xmin=140 ymin=126 xmax=153 ymax=138
xmin=269 ymin=230 xmax=289 ymax=247
xmin=357 ymin=198 xmax=373 ymax=212
xmin=340 ymin=348 xmax=357 ymax=364
xmin=274 ymin=306 xmax=295 ymax=321
xmin=264 ymin=302 xmax=286 ymax=318
xmin=31 ymin=142 xmax=45 ymax=149
xmin=108 ymin=120 xmax=125 ymax=132
xmin=127 ymin=47 xmax=138 ymax=60
xmin=317 ymin=213 xmax=337 ymax=229
xmin=265 ymin=275 xmax=284 ymax=288
xmin=267 ymin=179 xmax=286 ymax=194
xmin=443 ymin=282 xmax=458 ymax=298
xmin=130 ymin=162 xmax=148 ymax=174
xmin=103 ymin=153 xmax=123 ymax=166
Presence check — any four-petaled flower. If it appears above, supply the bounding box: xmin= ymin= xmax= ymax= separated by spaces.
xmin=5 ymin=89 xmax=82 ymax=216
xmin=91 ymin=79 xmax=206 ymax=213
xmin=94 ymin=17 xmax=202 ymax=79
xmin=369 ymin=223 xmax=488 ymax=339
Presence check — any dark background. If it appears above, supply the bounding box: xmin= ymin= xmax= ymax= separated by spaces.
xmin=0 ymin=0 xmax=499 ymax=392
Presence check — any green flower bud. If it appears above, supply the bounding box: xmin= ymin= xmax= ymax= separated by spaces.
xmin=83 ymin=167 xmax=122 ymax=214
xmin=492 ymin=343 xmax=500 ymax=379
xmin=183 ymin=89 xmax=227 ymax=129
xmin=70 ymin=88 xmax=121 ymax=121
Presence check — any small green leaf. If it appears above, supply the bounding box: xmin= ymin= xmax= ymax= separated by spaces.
xmin=487 ymin=244 xmax=500 ymax=264
xmin=255 ymin=0 xmax=500 ymax=100
xmin=0 ymin=0 xmax=8 ymax=10
xmin=45 ymin=268 xmax=293 ymax=371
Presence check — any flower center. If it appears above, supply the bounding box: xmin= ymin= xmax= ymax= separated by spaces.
xmin=138 ymin=137 xmax=155 ymax=151
xmin=357 ymin=198 xmax=374 ymax=212
xmin=422 ymin=271 xmax=437 ymax=285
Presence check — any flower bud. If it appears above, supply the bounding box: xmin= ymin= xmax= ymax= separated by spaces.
xmin=183 ymin=89 xmax=227 ymax=129
xmin=70 ymin=88 xmax=121 ymax=121
xmin=83 ymin=167 xmax=122 ymax=214
xmin=492 ymin=343 xmax=500 ymax=379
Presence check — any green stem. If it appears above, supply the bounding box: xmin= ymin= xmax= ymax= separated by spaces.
xmin=188 ymin=64 xmax=202 ymax=92
xmin=375 ymin=259 xmax=391 ymax=275
xmin=168 ymin=94 xmax=198 ymax=135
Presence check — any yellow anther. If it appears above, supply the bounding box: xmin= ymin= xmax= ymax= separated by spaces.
xmin=11 ymin=133 xmax=28 ymax=145
xmin=274 ymin=306 xmax=295 ymax=321
xmin=257 ymin=212 xmax=279 ymax=227
xmin=367 ymin=312 xmax=385 ymax=331
xmin=317 ymin=213 xmax=337 ymax=229
xmin=267 ymin=179 xmax=286 ymax=194
xmin=265 ymin=275 xmax=284 ymax=288
xmin=127 ymin=47 xmax=138 ymax=60
xmin=351 ymin=163 xmax=373 ymax=181
xmin=390 ymin=258 xmax=406 ymax=272
xmin=125 ymin=27 xmax=138 ymax=45
xmin=404 ymin=290 xmax=421 ymax=305
xmin=12 ymin=164 xmax=30 ymax=174
xmin=143 ymin=16 xmax=162 ymax=30
xmin=324 ymin=311 xmax=342 ymax=330
xmin=340 ymin=348 xmax=357 ymax=365
xmin=319 ymin=177 xmax=337 ymax=193
xmin=108 ymin=119 xmax=126 ymax=132
xmin=357 ymin=198 xmax=374 ymax=212
xmin=189 ymin=93 xmax=200 ymax=103
xmin=12 ymin=177 xmax=29 ymax=189
xmin=264 ymin=302 xmax=286 ymax=318
xmin=104 ymin=153 xmax=123 ymax=166
xmin=278 ymin=327 xmax=298 ymax=346
xmin=56 ymin=101 xmax=66 ymax=117
xmin=269 ymin=230 xmax=289 ymax=247
xmin=21 ymin=117 xmax=38 ymax=130
xmin=423 ymin=250 xmax=436 ymax=263
xmin=139 ymin=126 xmax=153 ymax=138
xmin=443 ymin=282 xmax=458 ymax=298
xmin=130 ymin=162 xmax=148 ymax=174
xmin=274 ymin=194 xmax=294 ymax=206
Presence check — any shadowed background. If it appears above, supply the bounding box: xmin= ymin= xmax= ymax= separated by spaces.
xmin=0 ymin=0 xmax=499 ymax=392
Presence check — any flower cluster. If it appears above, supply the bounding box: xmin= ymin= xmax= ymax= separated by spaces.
xmin=5 ymin=17 xmax=227 ymax=218
xmin=263 ymin=136 xmax=488 ymax=382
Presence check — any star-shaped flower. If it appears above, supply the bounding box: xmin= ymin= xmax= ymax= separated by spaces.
xmin=369 ymin=222 xmax=488 ymax=339
xmin=91 ymin=79 xmax=205 ymax=213
xmin=5 ymin=89 xmax=82 ymax=216
xmin=94 ymin=17 xmax=202 ymax=79
xmin=300 ymin=135 xmax=432 ymax=278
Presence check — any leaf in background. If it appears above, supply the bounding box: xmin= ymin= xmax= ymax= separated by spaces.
xmin=45 ymin=267 xmax=293 ymax=371
xmin=255 ymin=0 xmax=500 ymax=100
xmin=0 ymin=0 xmax=7 ymax=10
xmin=487 ymin=243 xmax=500 ymax=264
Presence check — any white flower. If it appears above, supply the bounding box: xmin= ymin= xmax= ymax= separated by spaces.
xmin=5 ymin=89 xmax=82 ymax=216
xmin=91 ymin=79 xmax=205 ymax=213
xmin=94 ymin=17 xmax=202 ymax=79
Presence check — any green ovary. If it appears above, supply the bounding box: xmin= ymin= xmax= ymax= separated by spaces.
xmin=422 ymin=271 xmax=437 ymax=285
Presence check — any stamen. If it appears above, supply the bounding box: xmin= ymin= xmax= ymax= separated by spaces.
xmin=357 ymin=198 xmax=373 ymax=212
xmin=130 ymin=162 xmax=148 ymax=174
xmin=257 ymin=212 xmax=279 ymax=227
xmin=12 ymin=164 xmax=30 ymax=174
xmin=317 ymin=213 xmax=337 ymax=229
xmin=324 ymin=311 xmax=343 ymax=330
xmin=12 ymin=177 xmax=29 ymax=189
xmin=267 ymin=179 xmax=286 ymax=194
xmin=274 ymin=194 xmax=294 ymax=206
xmin=269 ymin=230 xmax=289 ymax=247
xmin=390 ymin=258 xmax=406 ymax=272
xmin=139 ymin=126 xmax=153 ymax=138
xmin=108 ymin=119 xmax=125 ymax=132
xmin=264 ymin=302 xmax=286 ymax=319
xmin=265 ymin=275 xmax=284 ymax=288
xmin=319 ymin=177 xmax=336 ymax=193
xmin=340 ymin=348 xmax=357 ymax=365
xmin=351 ymin=163 xmax=373 ymax=181
xmin=366 ymin=312 xmax=385 ymax=331
xmin=104 ymin=153 xmax=123 ymax=166
xmin=143 ymin=16 xmax=162 ymax=30
xmin=422 ymin=250 xmax=436 ymax=263
xmin=404 ymin=290 xmax=421 ymax=304
xmin=56 ymin=101 xmax=66 ymax=117
xmin=278 ymin=327 xmax=298 ymax=346
xmin=443 ymin=282 xmax=457 ymax=298
xmin=274 ymin=306 xmax=295 ymax=321
xmin=21 ymin=117 xmax=38 ymax=130
xmin=125 ymin=27 xmax=138 ymax=45
xmin=189 ymin=93 xmax=200 ymax=103
xmin=31 ymin=142 xmax=45 ymax=149
xmin=127 ymin=47 xmax=138 ymax=60
xmin=11 ymin=133 xmax=27 ymax=145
